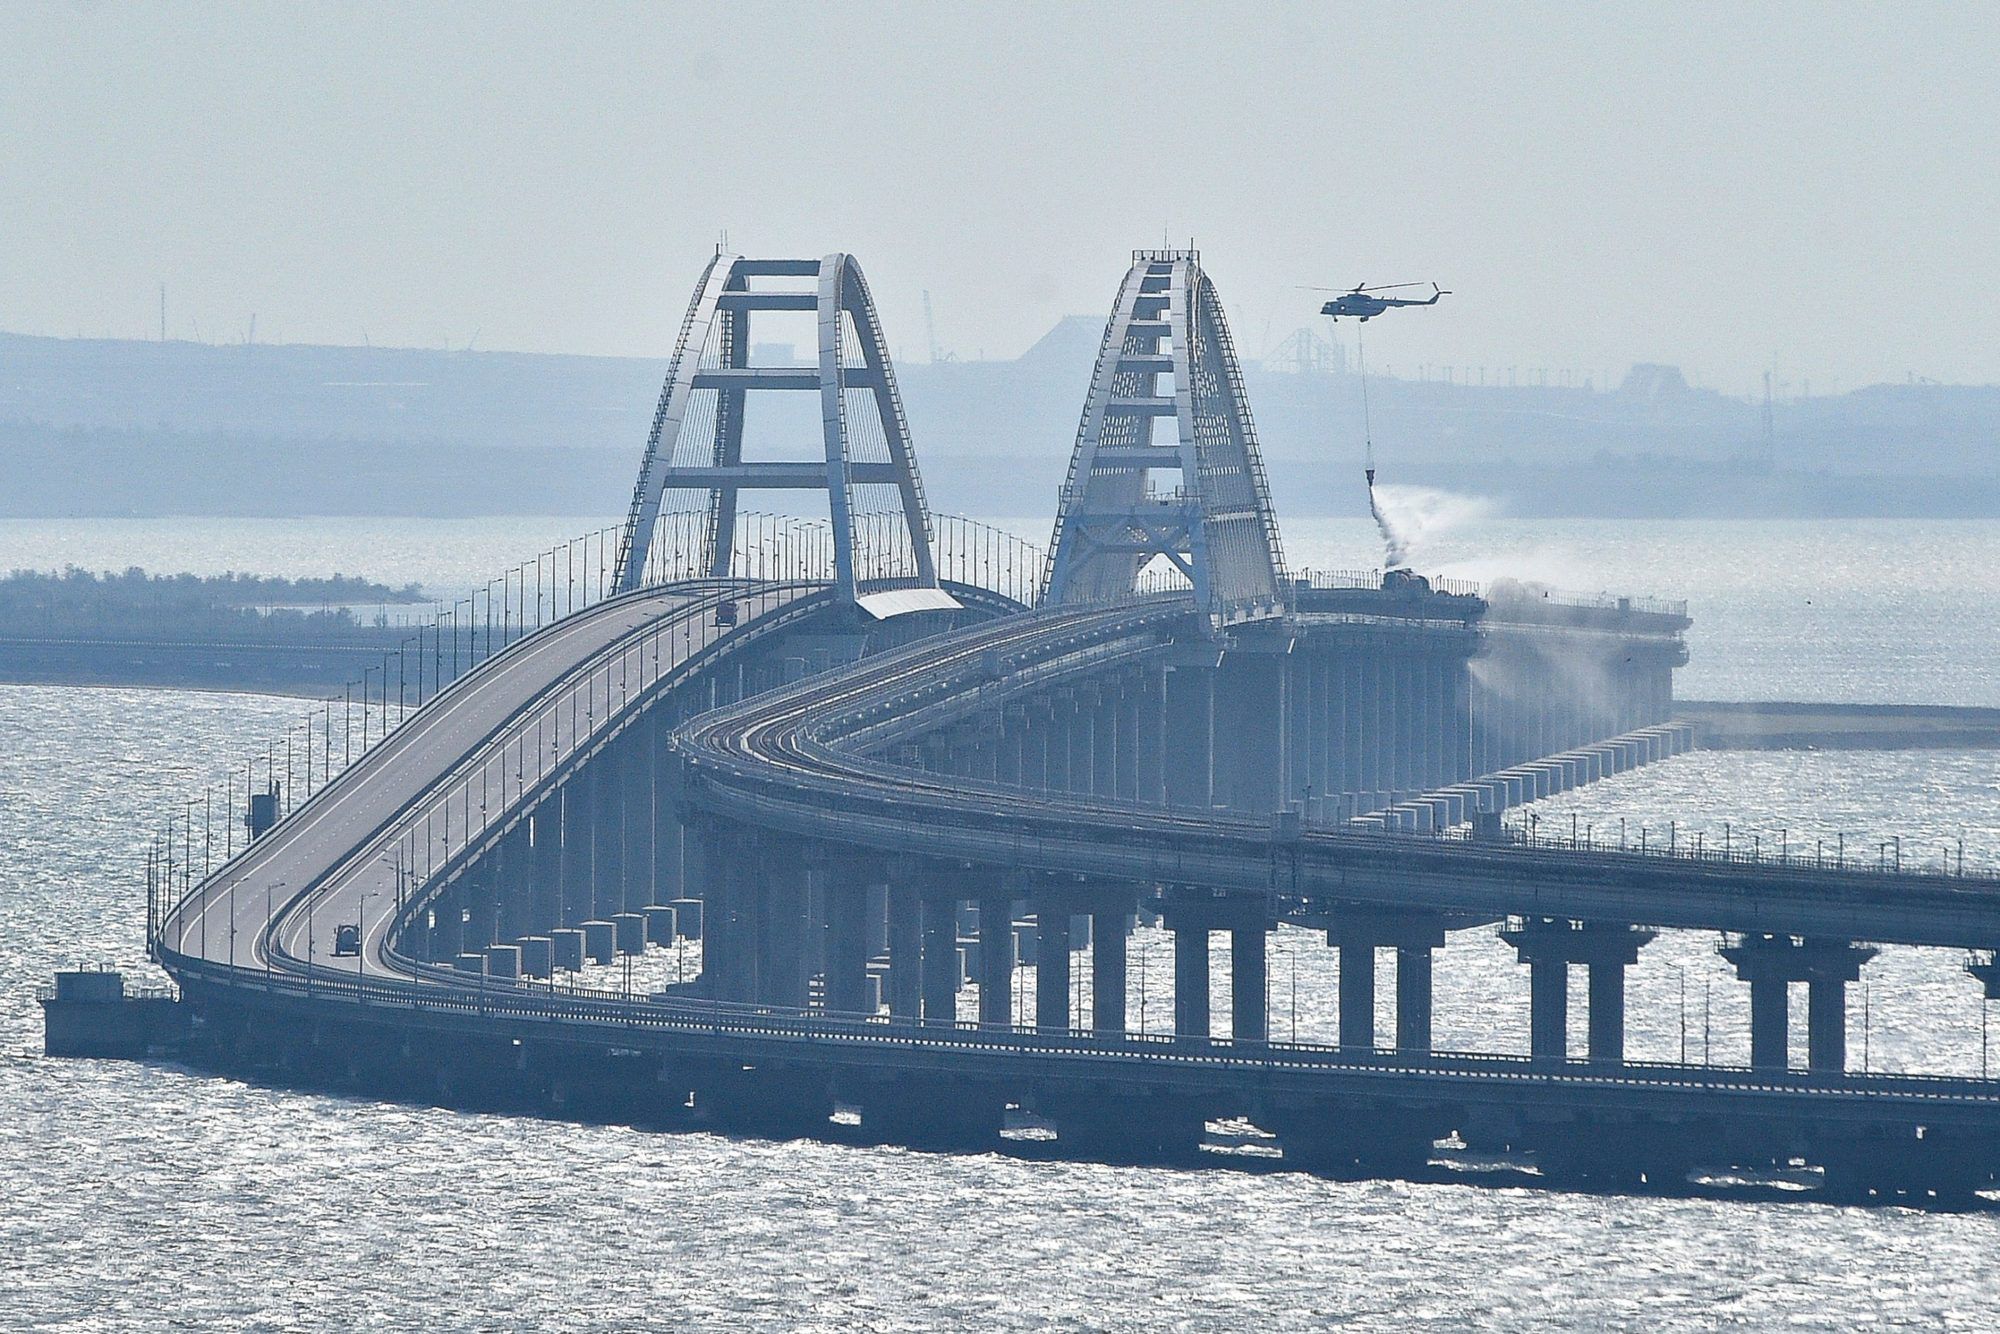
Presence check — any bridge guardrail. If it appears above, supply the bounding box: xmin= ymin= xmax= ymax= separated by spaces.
xmin=147 ymin=511 xmax=1062 ymax=960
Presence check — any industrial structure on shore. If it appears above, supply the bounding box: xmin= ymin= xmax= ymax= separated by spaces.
xmin=50 ymin=250 xmax=2000 ymax=1206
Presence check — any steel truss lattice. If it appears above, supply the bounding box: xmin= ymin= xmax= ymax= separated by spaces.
xmin=615 ymin=253 xmax=941 ymax=604
xmin=1043 ymin=250 xmax=1288 ymax=623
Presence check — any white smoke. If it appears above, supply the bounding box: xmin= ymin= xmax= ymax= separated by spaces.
xmin=1367 ymin=483 xmax=1495 ymax=571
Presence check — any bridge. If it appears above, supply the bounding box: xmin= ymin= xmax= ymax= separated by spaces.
xmin=104 ymin=249 xmax=2000 ymax=1206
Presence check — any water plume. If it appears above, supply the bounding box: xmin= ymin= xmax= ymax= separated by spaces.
xmin=1367 ymin=482 xmax=1494 ymax=570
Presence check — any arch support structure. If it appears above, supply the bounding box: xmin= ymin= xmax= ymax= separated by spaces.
xmin=1043 ymin=249 xmax=1288 ymax=625
xmin=615 ymin=253 xmax=945 ymax=609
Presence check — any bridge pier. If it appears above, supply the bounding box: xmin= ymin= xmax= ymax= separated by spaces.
xmin=884 ymin=877 xmax=921 ymax=1020
xmin=559 ymin=777 xmax=589 ymax=926
xmin=1326 ymin=910 xmax=1450 ymax=1052
xmin=590 ymin=752 xmax=626 ymax=920
xmin=1172 ymin=923 xmax=1210 ymax=1038
xmin=1133 ymin=669 xmax=1166 ymax=804
xmin=1720 ymin=934 xmax=1877 ymax=1072
xmin=1089 ymin=688 xmax=1117 ymax=799
xmin=1036 ymin=909 xmax=1071 ymax=1030
xmin=757 ymin=844 xmax=811 ymax=1009
xmin=529 ymin=801 xmax=562 ymax=936
xmin=650 ymin=712 xmax=684 ymax=906
xmin=1093 ymin=906 xmax=1129 ymax=1034
xmin=1214 ymin=648 xmax=1286 ymax=814
xmin=494 ymin=823 xmax=534 ymax=944
xmin=1231 ymin=923 xmax=1272 ymax=1043
xmin=978 ymin=890 xmax=1015 ymax=1026
xmin=461 ymin=874 xmax=497 ymax=952
xmin=1501 ymin=919 xmax=1656 ymax=1063
xmin=994 ymin=707 xmax=1024 ymax=787
xmin=921 ymin=893 xmax=960 ymax=1024
xmin=1162 ymin=656 xmax=1217 ymax=810
xmin=820 ymin=853 xmax=873 ymax=1015
xmin=1045 ymin=694 xmax=1074 ymax=792
xmin=1065 ymin=688 xmax=1097 ymax=795
xmin=617 ymin=732 xmax=654 ymax=912
xmin=1160 ymin=888 xmax=1271 ymax=1041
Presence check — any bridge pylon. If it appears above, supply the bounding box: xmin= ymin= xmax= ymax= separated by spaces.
xmin=1043 ymin=250 xmax=1288 ymax=624
xmin=615 ymin=253 xmax=948 ymax=611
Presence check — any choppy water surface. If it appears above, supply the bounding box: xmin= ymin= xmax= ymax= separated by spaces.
xmin=4 ymin=518 xmax=2000 ymax=1329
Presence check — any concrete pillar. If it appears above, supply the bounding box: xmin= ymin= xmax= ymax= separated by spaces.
xmin=921 ymin=896 xmax=958 ymax=1024
xmin=558 ymin=778 xmax=588 ymax=925
xmin=1114 ymin=683 xmax=1140 ymax=801
xmin=1091 ymin=909 xmax=1127 ymax=1034
xmin=1163 ymin=662 xmax=1215 ymax=810
xmin=530 ymin=801 xmax=562 ymax=932
xmin=651 ymin=717 xmax=684 ymax=906
xmin=1395 ymin=946 xmax=1434 ymax=1052
xmin=1288 ymin=652 xmax=1314 ymax=806
xmin=611 ymin=911 xmax=646 ymax=955
xmin=759 ymin=849 xmax=810 ymax=1010
xmin=1066 ymin=693 xmax=1095 ymax=794
xmin=823 ymin=867 xmax=871 ymax=1015
xmin=978 ymin=893 xmax=1013 ymax=1026
xmin=1092 ymin=696 xmax=1118 ymax=799
xmin=1505 ymin=918 xmax=1655 ymax=1065
xmin=1215 ymin=652 xmax=1285 ymax=814
xmin=1722 ymin=935 xmax=1875 ymax=1074
xmin=1340 ymin=656 xmax=1363 ymax=798
xmin=1172 ymin=924 xmax=1210 ymax=1039
xmin=548 ymin=926 xmax=585 ymax=973
xmin=1808 ymin=978 xmax=1847 ymax=1074
xmin=1587 ymin=962 xmax=1627 ymax=1064
xmin=1036 ymin=910 xmax=1072 ymax=1030
xmin=886 ymin=883 xmax=921 ymax=1021
xmin=1231 ymin=926 xmax=1269 ymax=1042
xmin=1136 ymin=671 xmax=1166 ymax=804
xmin=1529 ymin=959 xmax=1568 ymax=1061
xmin=1338 ymin=944 xmax=1375 ymax=1049
xmin=1749 ymin=977 xmax=1789 ymax=1070
xmin=1044 ymin=698 xmax=1072 ymax=792
xmin=996 ymin=710 xmax=1024 ymax=787
xmin=591 ymin=756 xmax=624 ymax=920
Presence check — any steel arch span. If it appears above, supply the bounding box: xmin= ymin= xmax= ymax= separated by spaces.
xmin=1043 ymin=249 xmax=1289 ymax=624
xmin=615 ymin=253 xmax=943 ymax=608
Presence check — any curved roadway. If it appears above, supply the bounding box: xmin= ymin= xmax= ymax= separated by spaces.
xmin=151 ymin=581 xmax=2000 ymax=1140
xmin=674 ymin=598 xmax=2000 ymax=950
xmin=159 ymin=579 xmax=819 ymax=986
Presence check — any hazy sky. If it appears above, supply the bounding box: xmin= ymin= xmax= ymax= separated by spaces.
xmin=4 ymin=2 xmax=1995 ymax=394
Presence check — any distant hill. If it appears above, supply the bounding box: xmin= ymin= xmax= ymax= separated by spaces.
xmin=1 ymin=329 xmax=1994 ymax=519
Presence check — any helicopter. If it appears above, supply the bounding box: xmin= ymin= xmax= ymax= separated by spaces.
xmin=1315 ymin=282 xmax=1450 ymax=322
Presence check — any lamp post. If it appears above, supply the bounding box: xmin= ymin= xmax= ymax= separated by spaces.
xmin=1667 ymin=962 xmax=1688 ymax=1063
